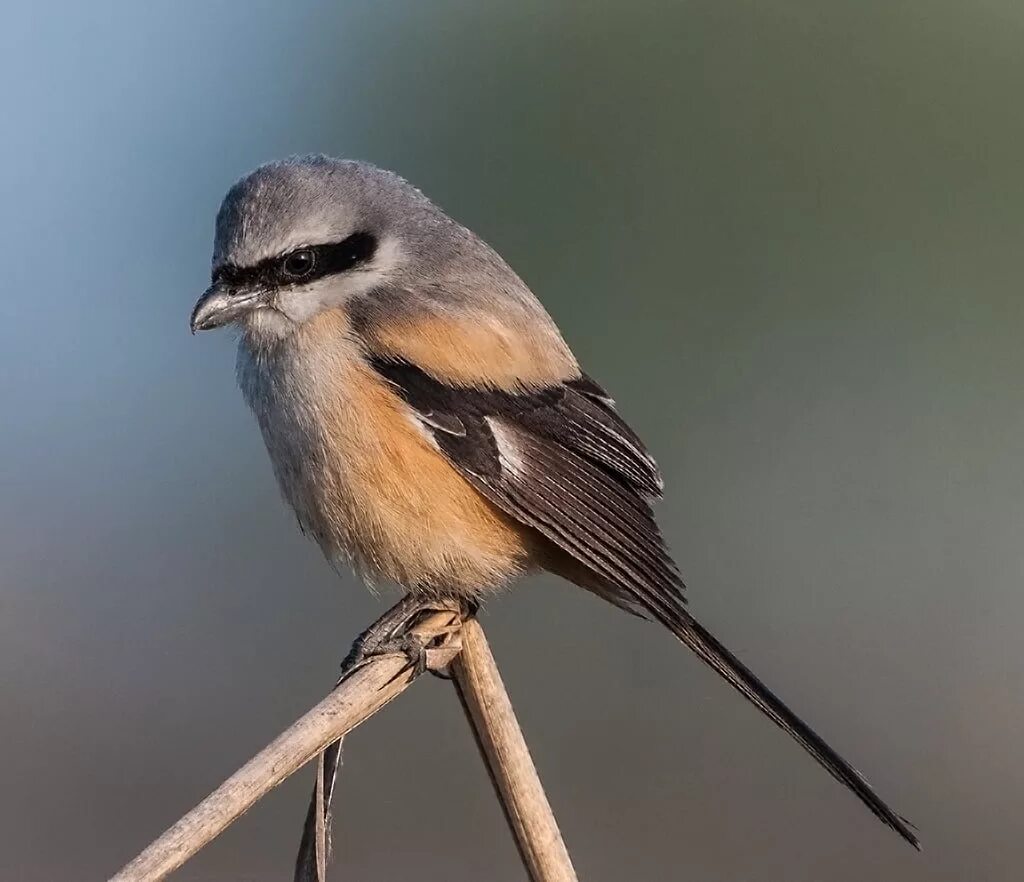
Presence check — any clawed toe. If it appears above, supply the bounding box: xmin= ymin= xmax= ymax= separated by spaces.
xmin=339 ymin=595 xmax=470 ymax=682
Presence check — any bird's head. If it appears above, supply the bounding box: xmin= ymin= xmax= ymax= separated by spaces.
xmin=190 ymin=155 xmax=446 ymax=340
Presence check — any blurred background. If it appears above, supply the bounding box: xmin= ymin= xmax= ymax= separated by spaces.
xmin=1 ymin=1 xmax=1021 ymax=879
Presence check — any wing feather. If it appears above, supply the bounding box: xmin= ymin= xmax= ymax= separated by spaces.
xmin=369 ymin=355 xmax=682 ymax=610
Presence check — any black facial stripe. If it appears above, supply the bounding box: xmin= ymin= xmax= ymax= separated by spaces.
xmin=304 ymin=231 xmax=378 ymax=281
xmin=214 ymin=231 xmax=378 ymax=289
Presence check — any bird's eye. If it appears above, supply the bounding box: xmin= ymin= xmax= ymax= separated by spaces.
xmin=282 ymin=249 xmax=316 ymax=279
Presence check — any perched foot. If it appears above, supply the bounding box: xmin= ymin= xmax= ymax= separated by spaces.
xmin=339 ymin=595 xmax=471 ymax=682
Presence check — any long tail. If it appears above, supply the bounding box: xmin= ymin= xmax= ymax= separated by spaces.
xmin=656 ymin=606 xmax=919 ymax=848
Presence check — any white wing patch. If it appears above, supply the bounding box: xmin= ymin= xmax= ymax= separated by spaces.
xmin=485 ymin=416 xmax=527 ymax=477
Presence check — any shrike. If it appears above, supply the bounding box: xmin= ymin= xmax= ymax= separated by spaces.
xmin=191 ymin=155 xmax=916 ymax=847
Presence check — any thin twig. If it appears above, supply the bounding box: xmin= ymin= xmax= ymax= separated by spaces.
xmin=108 ymin=606 xmax=461 ymax=882
xmin=109 ymin=603 xmax=576 ymax=882
xmin=451 ymin=618 xmax=578 ymax=882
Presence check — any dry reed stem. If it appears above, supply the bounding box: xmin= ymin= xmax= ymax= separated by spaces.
xmin=108 ymin=603 xmax=576 ymax=882
xmin=452 ymin=618 xmax=578 ymax=882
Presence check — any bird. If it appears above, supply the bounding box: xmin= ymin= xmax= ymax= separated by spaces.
xmin=190 ymin=154 xmax=917 ymax=848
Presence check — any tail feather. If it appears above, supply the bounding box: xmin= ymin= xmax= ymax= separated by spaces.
xmin=657 ymin=607 xmax=919 ymax=849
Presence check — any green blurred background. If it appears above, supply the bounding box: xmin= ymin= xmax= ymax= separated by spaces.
xmin=2 ymin=1 xmax=1021 ymax=879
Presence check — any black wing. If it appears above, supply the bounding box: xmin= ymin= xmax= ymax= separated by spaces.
xmin=370 ymin=356 xmax=919 ymax=849
xmin=371 ymin=357 xmax=680 ymax=609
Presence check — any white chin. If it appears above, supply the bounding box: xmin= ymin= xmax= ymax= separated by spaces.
xmin=242 ymin=307 xmax=295 ymax=344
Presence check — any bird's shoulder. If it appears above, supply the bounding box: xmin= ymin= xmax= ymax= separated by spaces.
xmin=348 ymin=283 xmax=577 ymax=391
xmin=346 ymin=286 xmax=665 ymax=499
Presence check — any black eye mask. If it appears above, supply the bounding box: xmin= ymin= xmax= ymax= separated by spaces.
xmin=214 ymin=231 xmax=378 ymax=291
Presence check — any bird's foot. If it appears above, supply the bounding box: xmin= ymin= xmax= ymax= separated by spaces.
xmin=339 ymin=595 xmax=471 ymax=683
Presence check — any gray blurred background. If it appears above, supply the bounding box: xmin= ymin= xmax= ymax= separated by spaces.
xmin=1 ymin=1 xmax=1021 ymax=879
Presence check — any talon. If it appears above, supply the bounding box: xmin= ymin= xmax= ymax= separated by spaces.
xmin=338 ymin=596 xmax=466 ymax=683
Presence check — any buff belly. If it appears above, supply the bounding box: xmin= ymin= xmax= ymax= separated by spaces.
xmin=239 ymin=313 xmax=533 ymax=596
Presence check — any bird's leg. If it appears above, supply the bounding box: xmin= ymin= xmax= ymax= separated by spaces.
xmin=339 ymin=594 xmax=472 ymax=682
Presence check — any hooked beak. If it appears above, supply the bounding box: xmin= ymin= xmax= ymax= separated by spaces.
xmin=190 ymin=283 xmax=261 ymax=333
